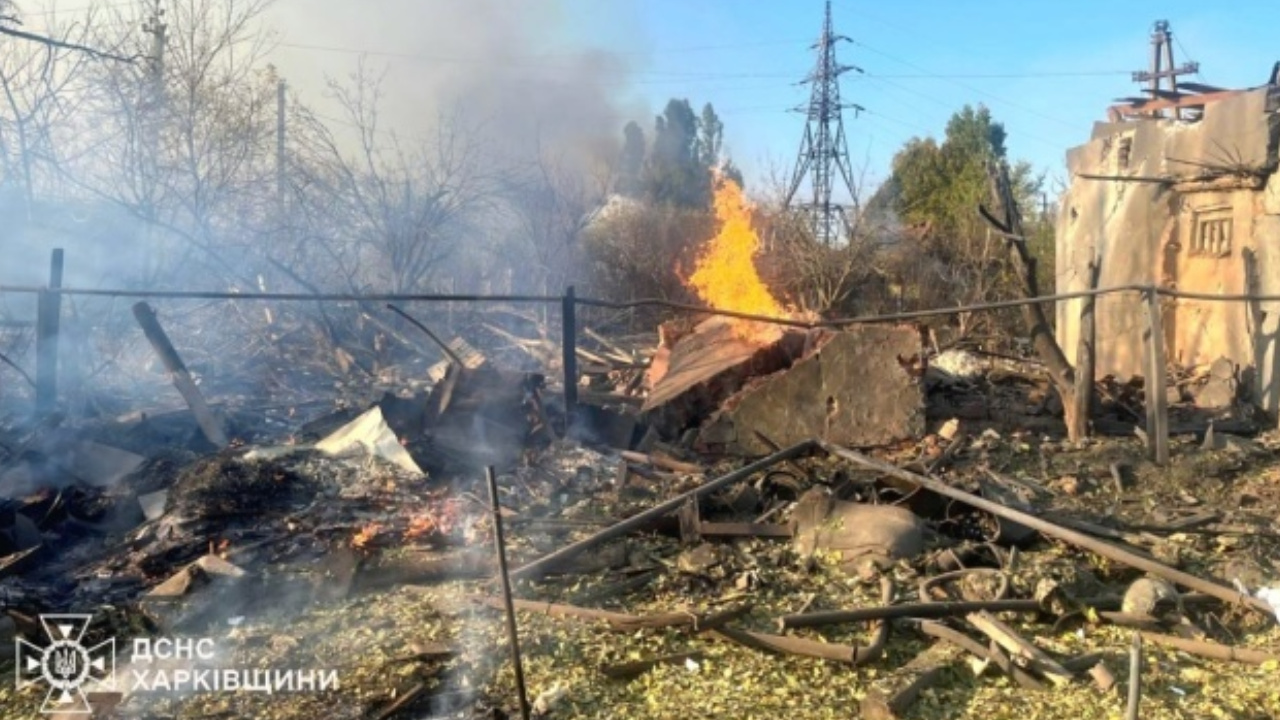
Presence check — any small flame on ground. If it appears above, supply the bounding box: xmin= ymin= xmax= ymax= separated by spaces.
xmin=405 ymin=514 xmax=437 ymax=540
xmin=686 ymin=174 xmax=791 ymax=342
xmin=352 ymin=523 xmax=382 ymax=549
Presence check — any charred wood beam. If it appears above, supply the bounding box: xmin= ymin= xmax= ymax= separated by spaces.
xmin=130 ymin=302 xmax=229 ymax=448
xmin=34 ymin=249 xmax=63 ymax=414
xmin=966 ymin=610 xmax=1074 ymax=686
xmin=917 ymin=621 xmax=1045 ymax=690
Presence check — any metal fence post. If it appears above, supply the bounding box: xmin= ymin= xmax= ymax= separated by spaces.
xmin=1143 ymin=288 xmax=1169 ymax=464
xmin=35 ymin=248 xmax=64 ymax=414
xmin=561 ymin=285 xmax=578 ymax=432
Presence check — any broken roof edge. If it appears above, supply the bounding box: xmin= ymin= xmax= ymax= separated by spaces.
xmin=1065 ymin=85 xmax=1280 ymax=182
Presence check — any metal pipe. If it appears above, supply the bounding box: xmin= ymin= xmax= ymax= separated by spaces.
xmin=486 ymin=466 xmax=531 ymax=720
xmin=819 ymin=440 xmax=1276 ymax=618
xmin=510 ymin=441 xmax=816 ymax=580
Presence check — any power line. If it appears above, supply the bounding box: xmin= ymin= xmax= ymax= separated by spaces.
xmin=855 ymin=40 xmax=1081 ymax=132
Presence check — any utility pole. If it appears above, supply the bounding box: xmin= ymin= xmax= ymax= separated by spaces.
xmin=142 ymin=0 xmax=166 ymax=105
xmin=141 ymin=0 xmax=166 ymax=276
xmin=783 ymin=0 xmax=863 ymax=247
xmin=1131 ymin=20 xmax=1197 ymax=120
xmin=276 ymin=78 xmax=286 ymax=214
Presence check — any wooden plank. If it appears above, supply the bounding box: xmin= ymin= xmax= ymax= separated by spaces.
xmin=131 ymin=302 xmax=228 ymax=448
xmin=34 ymin=249 xmax=64 ymax=414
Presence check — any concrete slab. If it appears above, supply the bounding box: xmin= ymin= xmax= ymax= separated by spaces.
xmin=641 ymin=317 xmax=809 ymax=438
xmin=696 ymin=325 xmax=925 ymax=455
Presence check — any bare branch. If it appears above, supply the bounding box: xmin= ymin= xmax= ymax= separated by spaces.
xmin=0 ymin=23 xmax=140 ymax=64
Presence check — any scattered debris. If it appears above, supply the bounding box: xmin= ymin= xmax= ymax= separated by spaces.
xmin=2 ymin=301 xmax=1280 ymax=720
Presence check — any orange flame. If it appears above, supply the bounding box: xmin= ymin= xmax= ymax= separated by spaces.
xmin=404 ymin=514 xmax=437 ymax=540
xmin=687 ymin=175 xmax=790 ymax=342
xmin=352 ymin=522 xmax=382 ymax=549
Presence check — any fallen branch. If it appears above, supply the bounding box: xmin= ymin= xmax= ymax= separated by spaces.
xmin=600 ymin=652 xmax=704 ymax=680
xmin=698 ymin=522 xmax=794 ymax=539
xmin=374 ymin=682 xmax=425 ymax=720
xmin=511 ymin=441 xmax=815 ymax=579
xmin=917 ymin=621 xmax=1045 ymax=690
xmin=819 ymin=441 xmax=1274 ymax=618
xmin=966 ymin=611 xmax=1074 ymax=687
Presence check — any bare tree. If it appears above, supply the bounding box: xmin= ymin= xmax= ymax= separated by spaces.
xmin=289 ymin=63 xmax=494 ymax=296
xmin=0 ymin=6 xmax=128 ymax=217
xmin=500 ymin=140 xmax=612 ymax=298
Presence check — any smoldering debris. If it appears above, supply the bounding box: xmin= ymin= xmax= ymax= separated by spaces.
xmin=1 ymin=312 xmax=1279 ymax=719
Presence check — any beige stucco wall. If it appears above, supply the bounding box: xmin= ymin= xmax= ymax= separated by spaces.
xmin=1056 ymin=86 xmax=1280 ymax=409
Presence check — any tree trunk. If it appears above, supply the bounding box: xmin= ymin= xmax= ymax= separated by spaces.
xmin=982 ymin=162 xmax=1093 ymax=443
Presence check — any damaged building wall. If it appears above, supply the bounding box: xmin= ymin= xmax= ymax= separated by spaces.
xmin=1056 ymin=86 xmax=1280 ymax=409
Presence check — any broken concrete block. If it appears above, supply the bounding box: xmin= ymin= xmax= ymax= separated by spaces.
xmin=642 ymin=317 xmax=809 ymax=437
xmin=1193 ymin=357 xmax=1238 ymax=409
xmin=316 ymin=406 xmax=424 ymax=475
xmin=697 ymin=326 xmax=925 ymax=455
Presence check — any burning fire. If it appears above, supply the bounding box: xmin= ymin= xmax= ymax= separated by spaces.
xmin=352 ymin=522 xmax=382 ymax=549
xmin=405 ymin=514 xmax=437 ymax=540
xmin=687 ymin=174 xmax=791 ymax=342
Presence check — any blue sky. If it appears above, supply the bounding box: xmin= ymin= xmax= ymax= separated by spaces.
xmin=572 ymin=0 xmax=1280 ymax=197
xmin=22 ymin=0 xmax=1280 ymax=202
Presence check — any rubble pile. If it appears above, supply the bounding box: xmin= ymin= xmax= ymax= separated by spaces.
xmin=1 ymin=314 xmax=1279 ymax=720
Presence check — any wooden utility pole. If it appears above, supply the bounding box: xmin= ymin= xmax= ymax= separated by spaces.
xmin=276 ymin=78 xmax=286 ymax=213
xmin=143 ymin=1 xmax=166 ymax=103
xmin=1132 ymin=21 xmax=1198 ymax=120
